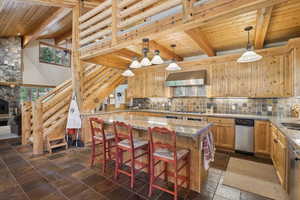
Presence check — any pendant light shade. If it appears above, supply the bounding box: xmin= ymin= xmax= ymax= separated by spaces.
xmin=151 ymin=50 xmax=164 ymax=65
xmin=237 ymin=50 xmax=262 ymax=63
xmin=129 ymin=57 xmax=141 ymax=68
xmin=166 ymin=44 xmax=181 ymax=71
xmin=141 ymin=47 xmax=151 ymax=66
xmin=141 ymin=57 xmax=152 ymax=66
xmin=122 ymin=69 xmax=134 ymax=77
xmin=237 ymin=26 xmax=262 ymax=63
xmin=166 ymin=60 xmax=181 ymax=71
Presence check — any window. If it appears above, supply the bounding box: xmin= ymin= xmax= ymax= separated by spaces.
xmin=39 ymin=42 xmax=71 ymax=67
xmin=20 ymin=87 xmax=53 ymax=102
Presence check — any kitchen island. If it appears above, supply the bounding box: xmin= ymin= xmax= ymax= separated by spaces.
xmin=82 ymin=112 xmax=213 ymax=192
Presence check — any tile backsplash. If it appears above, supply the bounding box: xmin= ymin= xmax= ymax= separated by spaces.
xmin=132 ymin=97 xmax=300 ymax=117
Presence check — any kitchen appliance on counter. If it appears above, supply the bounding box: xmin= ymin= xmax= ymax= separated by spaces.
xmin=288 ymin=142 xmax=300 ymax=200
xmin=235 ymin=118 xmax=254 ymax=154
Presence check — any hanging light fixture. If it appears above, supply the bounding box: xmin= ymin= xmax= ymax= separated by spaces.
xmin=140 ymin=38 xmax=151 ymax=66
xmin=151 ymin=50 xmax=164 ymax=65
xmin=166 ymin=44 xmax=181 ymax=71
xmin=129 ymin=56 xmax=141 ymax=68
xmin=237 ymin=26 xmax=262 ymax=63
xmin=122 ymin=68 xmax=135 ymax=77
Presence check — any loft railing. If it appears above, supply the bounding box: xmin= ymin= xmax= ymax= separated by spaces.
xmin=79 ymin=0 xmax=196 ymax=54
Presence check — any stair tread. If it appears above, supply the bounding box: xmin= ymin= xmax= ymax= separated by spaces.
xmin=50 ymin=142 xmax=67 ymax=149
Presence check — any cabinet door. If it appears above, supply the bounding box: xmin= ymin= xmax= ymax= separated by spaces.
xmin=254 ymin=120 xmax=270 ymax=155
xmin=209 ymin=125 xmax=219 ymax=146
xmin=270 ymin=126 xmax=278 ymax=166
xmin=276 ymin=140 xmax=287 ymax=185
xmin=218 ymin=125 xmax=235 ymax=150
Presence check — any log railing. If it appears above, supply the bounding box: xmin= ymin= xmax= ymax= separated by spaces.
xmin=79 ymin=0 xmax=190 ymax=52
xmin=21 ymin=63 xmax=124 ymax=155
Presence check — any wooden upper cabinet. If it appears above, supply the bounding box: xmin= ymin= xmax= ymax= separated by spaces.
xmin=209 ymin=53 xmax=293 ymax=98
xmin=127 ymin=68 xmax=169 ymax=98
xmin=254 ymin=120 xmax=270 ymax=155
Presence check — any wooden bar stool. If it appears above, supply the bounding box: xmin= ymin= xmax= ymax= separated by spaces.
xmin=148 ymin=127 xmax=190 ymax=200
xmin=90 ymin=117 xmax=115 ymax=173
xmin=113 ymin=121 xmax=150 ymax=188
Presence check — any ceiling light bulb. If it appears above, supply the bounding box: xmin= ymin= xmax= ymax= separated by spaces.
xmin=122 ymin=69 xmax=135 ymax=77
xmin=166 ymin=61 xmax=181 ymax=71
xmin=129 ymin=57 xmax=141 ymax=68
xmin=141 ymin=57 xmax=152 ymax=66
xmin=237 ymin=50 xmax=262 ymax=63
xmin=151 ymin=50 xmax=164 ymax=65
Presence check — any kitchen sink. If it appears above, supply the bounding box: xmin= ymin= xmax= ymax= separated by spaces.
xmin=281 ymin=122 xmax=300 ymax=131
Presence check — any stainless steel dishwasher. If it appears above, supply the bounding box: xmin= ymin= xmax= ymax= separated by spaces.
xmin=235 ymin=119 xmax=254 ymax=154
xmin=288 ymin=141 xmax=300 ymax=200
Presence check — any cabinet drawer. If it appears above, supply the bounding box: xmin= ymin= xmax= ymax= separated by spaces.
xmin=207 ymin=117 xmax=234 ymax=124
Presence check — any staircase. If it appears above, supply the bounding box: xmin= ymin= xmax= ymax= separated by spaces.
xmin=21 ymin=64 xmax=124 ymax=154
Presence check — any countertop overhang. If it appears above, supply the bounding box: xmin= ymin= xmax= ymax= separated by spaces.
xmin=88 ymin=113 xmax=213 ymax=139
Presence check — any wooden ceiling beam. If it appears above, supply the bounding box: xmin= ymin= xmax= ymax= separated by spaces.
xmin=55 ymin=29 xmax=72 ymax=45
xmin=254 ymin=6 xmax=273 ymax=49
xmin=14 ymin=0 xmax=99 ymax=8
xmin=113 ymin=49 xmax=141 ymax=60
xmin=185 ymin=28 xmax=215 ymax=57
xmin=86 ymin=55 xmax=129 ymax=70
xmin=23 ymin=7 xmax=72 ymax=47
xmin=149 ymin=40 xmax=183 ymax=61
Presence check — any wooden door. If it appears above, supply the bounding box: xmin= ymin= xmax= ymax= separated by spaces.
xmin=254 ymin=120 xmax=270 ymax=155
xmin=218 ymin=124 xmax=235 ymax=150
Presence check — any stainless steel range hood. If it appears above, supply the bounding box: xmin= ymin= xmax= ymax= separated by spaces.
xmin=166 ymin=70 xmax=206 ymax=87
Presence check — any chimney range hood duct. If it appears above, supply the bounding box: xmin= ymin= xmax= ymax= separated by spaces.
xmin=166 ymin=70 xmax=206 ymax=87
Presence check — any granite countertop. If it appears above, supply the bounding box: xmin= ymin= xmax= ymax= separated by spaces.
xmin=95 ymin=112 xmax=213 ymax=139
xmin=83 ymin=110 xmax=300 ymax=149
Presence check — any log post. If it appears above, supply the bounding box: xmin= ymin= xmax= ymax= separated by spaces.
xmin=71 ymin=3 xmax=84 ymax=110
xmin=21 ymin=102 xmax=32 ymax=145
xmin=32 ymin=100 xmax=44 ymax=155
xmin=111 ymin=0 xmax=119 ymax=46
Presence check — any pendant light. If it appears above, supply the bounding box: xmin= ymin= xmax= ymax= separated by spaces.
xmin=122 ymin=68 xmax=134 ymax=77
xmin=166 ymin=44 xmax=181 ymax=71
xmin=129 ymin=56 xmax=141 ymax=68
xmin=151 ymin=50 xmax=164 ymax=65
xmin=237 ymin=26 xmax=262 ymax=63
xmin=140 ymin=38 xmax=151 ymax=66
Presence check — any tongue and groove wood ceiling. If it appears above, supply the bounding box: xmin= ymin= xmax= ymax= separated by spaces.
xmin=0 ymin=0 xmax=300 ymax=57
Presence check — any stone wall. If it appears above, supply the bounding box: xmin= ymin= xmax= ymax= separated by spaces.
xmin=0 ymin=37 xmax=22 ymax=114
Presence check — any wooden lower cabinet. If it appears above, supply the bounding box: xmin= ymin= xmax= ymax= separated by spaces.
xmin=270 ymin=124 xmax=288 ymax=190
xmin=254 ymin=120 xmax=270 ymax=155
xmin=208 ymin=117 xmax=235 ymax=150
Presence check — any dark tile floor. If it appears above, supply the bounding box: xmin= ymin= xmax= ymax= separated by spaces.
xmin=0 ymin=142 xmax=273 ymax=200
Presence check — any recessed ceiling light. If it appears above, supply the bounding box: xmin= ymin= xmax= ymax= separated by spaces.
xmin=17 ymin=33 xmax=21 ymax=36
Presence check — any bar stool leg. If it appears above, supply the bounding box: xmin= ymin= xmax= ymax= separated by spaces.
xmin=130 ymin=150 xmax=135 ymax=188
xmin=164 ymin=162 xmax=168 ymax=182
xmin=90 ymin=140 xmax=95 ymax=167
xmin=102 ymin=141 xmax=107 ymax=173
xmin=148 ymin=156 xmax=154 ymax=197
xmin=174 ymin=162 xmax=178 ymax=200
xmin=108 ymin=140 xmax=112 ymax=160
xmin=115 ymin=147 xmax=120 ymax=180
